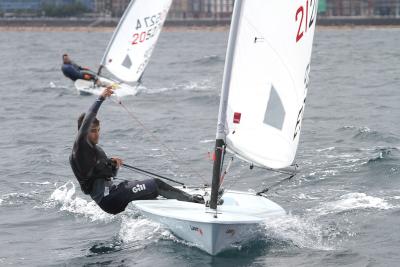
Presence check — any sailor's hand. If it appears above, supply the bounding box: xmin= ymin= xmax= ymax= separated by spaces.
xmin=111 ymin=157 xmax=123 ymax=169
xmin=100 ymin=86 xmax=114 ymax=98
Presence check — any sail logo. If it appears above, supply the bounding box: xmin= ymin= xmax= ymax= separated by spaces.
xmin=190 ymin=225 xmax=203 ymax=236
xmin=293 ymin=64 xmax=310 ymax=140
xmin=132 ymin=184 xmax=146 ymax=194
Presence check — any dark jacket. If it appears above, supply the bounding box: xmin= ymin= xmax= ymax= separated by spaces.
xmin=69 ymin=97 xmax=117 ymax=194
xmin=62 ymin=62 xmax=85 ymax=81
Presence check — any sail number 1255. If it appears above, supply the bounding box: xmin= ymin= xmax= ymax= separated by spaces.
xmin=295 ymin=0 xmax=317 ymax=43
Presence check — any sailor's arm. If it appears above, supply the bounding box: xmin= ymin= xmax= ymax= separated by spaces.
xmin=77 ymin=87 xmax=114 ymax=141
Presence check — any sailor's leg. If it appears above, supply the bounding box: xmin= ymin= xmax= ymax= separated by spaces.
xmin=81 ymin=70 xmax=98 ymax=82
xmin=153 ymin=178 xmax=204 ymax=204
xmin=98 ymin=180 xmax=158 ymax=214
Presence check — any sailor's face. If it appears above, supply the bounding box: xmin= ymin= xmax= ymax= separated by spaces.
xmin=63 ymin=55 xmax=71 ymax=64
xmin=88 ymin=125 xmax=100 ymax=145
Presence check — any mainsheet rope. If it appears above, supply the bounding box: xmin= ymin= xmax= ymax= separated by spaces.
xmin=108 ymin=93 xmax=209 ymax=186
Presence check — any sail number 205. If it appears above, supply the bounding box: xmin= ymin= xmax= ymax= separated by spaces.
xmin=131 ymin=13 xmax=162 ymax=45
xmin=295 ymin=0 xmax=317 ymax=42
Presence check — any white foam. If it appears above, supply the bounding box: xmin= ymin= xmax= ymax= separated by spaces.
xmin=145 ymin=80 xmax=213 ymax=95
xmin=20 ymin=181 xmax=51 ymax=185
xmin=359 ymin=126 xmax=371 ymax=133
xmin=261 ymin=213 xmax=333 ymax=250
xmin=144 ymin=87 xmax=173 ymax=94
xmin=118 ymin=215 xmax=196 ymax=249
xmin=182 ymin=80 xmax=211 ymax=91
xmin=314 ymin=193 xmax=393 ymax=216
xmin=296 ymin=193 xmax=320 ymax=200
xmin=48 ymin=181 xmax=113 ymax=222
xmin=0 ymin=192 xmax=34 ymax=206
xmin=200 ymin=139 xmax=214 ymax=144
xmin=316 ymin=147 xmax=335 ymax=152
xmin=2 ymin=192 xmax=30 ymax=198
xmin=119 ymin=216 xmax=163 ymax=244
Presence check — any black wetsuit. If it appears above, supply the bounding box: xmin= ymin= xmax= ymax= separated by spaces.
xmin=62 ymin=62 xmax=97 ymax=82
xmin=70 ymin=96 xmax=202 ymax=215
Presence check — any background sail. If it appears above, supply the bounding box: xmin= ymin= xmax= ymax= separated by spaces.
xmin=100 ymin=0 xmax=172 ymax=83
xmin=225 ymin=0 xmax=318 ymax=169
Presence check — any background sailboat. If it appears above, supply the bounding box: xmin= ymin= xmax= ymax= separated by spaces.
xmin=134 ymin=0 xmax=318 ymax=255
xmin=75 ymin=0 xmax=172 ymax=97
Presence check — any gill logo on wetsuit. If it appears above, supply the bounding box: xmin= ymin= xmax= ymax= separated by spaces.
xmin=132 ymin=184 xmax=146 ymax=193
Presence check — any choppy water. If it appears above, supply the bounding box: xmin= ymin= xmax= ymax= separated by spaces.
xmin=0 ymin=27 xmax=399 ymax=266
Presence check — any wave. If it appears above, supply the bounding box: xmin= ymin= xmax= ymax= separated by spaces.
xmin=367 ymin=147 xmax=398 ymax=164
xmin=336 ymin=126 xmax=400 ymax=144
xmin=316 ymin=146 xmax=336 ymax=152
xmin=143 ymin=80 xmax=215 ymax=95
xmin=0 ymin=192 xmax=38 ymax=206
xmin=312 ymin=193 xmax=394 ymax=216
xmin=192 ymin=55 xmax=224 ymax=65
xmin=19 ymin=181 xmax=51 ymax=185
xmin=45 ymin=181 xmax=114 ymax=222
xmin=168 ymin=55 xmax=224 ymax=66
xmin=353 ymin=126 xmax=380 ymax=139
xmin=31 ymin=82 xmax=71 ymax=93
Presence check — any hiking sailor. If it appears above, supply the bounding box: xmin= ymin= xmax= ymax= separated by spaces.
xmin=69 ymin=87 xmax=204 ymax=215
xmin=61 ymin=54 xmax=99 ymax=83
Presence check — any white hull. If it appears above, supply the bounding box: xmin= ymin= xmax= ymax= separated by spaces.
xmin=134 ymin=189 xmax=285 ymax=255
xmin=74 ymin=77 xmax=138 ymax=97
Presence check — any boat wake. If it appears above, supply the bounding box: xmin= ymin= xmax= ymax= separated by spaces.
xmin=144 ymin=79 xmax=215 ymax=95
xmin=260 ymin=213 xmax=334 ymax=251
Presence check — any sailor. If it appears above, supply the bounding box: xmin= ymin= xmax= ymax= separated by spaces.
xmin=70 ymin=87 xmax=204 ymax=215
xmin=61 ymin=54 xmax=98 ymax=83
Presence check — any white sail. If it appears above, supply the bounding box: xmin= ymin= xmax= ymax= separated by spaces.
xmin=100 ymin=0 xmax=172 ymax=83
xmin=222 ymin=0 xmax=318 ymax=169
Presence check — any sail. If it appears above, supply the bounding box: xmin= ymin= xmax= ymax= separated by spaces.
xmin=100 ymin=0 xmax=172 ymax=83
xmin=223 ymin=0 xmax=318 ymax=169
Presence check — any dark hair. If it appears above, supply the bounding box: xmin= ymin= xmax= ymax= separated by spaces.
xmin=78 ymin=113 xmax=99 ymax=130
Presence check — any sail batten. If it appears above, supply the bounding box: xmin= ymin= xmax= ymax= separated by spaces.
xmin=100 ymin=0 xmax=172 ymax=83
xmin=218 ymin=0 xmax=318 ymax=169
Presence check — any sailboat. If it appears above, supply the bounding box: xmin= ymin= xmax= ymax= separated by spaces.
xmin=75 ymin=0 xmax=172 ymax=97
xmin=134 ymin=0 xmax=318 ymax=255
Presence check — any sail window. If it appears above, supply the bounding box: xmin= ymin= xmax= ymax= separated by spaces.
xmin=122 ymin=55 xmax=132 ymax=69
xmin=264 ymin=85 xmax=285 ymax=130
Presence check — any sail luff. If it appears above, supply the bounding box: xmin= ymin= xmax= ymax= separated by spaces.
xmin=99 ymin=0 xmax=172 ymax=83
xmin=98 ymin=0 xmax=136 ymax=76
xmin=215 ymin=0 xmax=244 ymax=140
xmin=210 ymin=0 xmax=244 ymax=211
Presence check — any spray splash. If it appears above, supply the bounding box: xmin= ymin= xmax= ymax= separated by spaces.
xmin=48 ymin=181 xmax=114 ymax=222
xmin=261 ymin=213 xmax=334 ymax=251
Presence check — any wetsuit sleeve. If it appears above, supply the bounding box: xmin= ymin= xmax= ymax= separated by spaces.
xmin=77 ymin=96 xmax=105 ymax=142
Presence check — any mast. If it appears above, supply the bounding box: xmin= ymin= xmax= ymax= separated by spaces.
xmin=209 ymin=0 xmax=243 ymax=211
